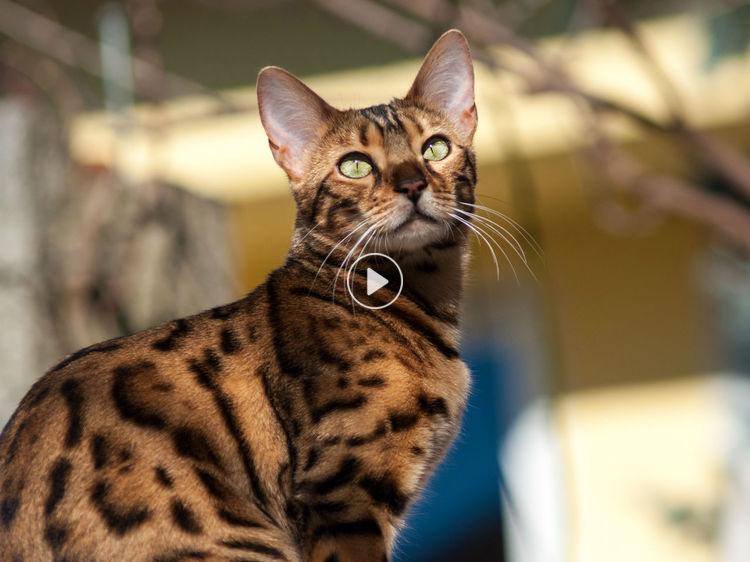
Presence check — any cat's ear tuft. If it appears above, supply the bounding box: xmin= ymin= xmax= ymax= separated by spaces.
xmin=257 ymin=67 xmax=336 ymax=181
xmin=406 ymin=30 xmax=477 ymax=142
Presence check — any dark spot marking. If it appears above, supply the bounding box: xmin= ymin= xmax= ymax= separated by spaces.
xmin=60 ymin=379 xmax=84 ymax=448
xmin=324 ymin=554 xmax=341 ymax=562
xmin=153 ymin=550 xmax=208 ymax=562
xmin=28 ymin=385 xmax=51 ymax=407
xmin=428 ymin=237 xmax=458 ymax=251
xmin=323 ymin=436 xmax=341 ymax=446
xmin=152 ymin=319 xmax=191 ymax=351
xmin=112 ymin=362 xmax=167 ymax=429
xmin=45 ymin=458 xmax=72 ymax=516
xmin=415 ymin=261 xmax=438 ymax=273
xmin=51 ymin=341 xmax=122 ymax=372
xmin=359 ymin=122 xmax=369 ymax=146
xmin=2 ymin=419 xmax=25 ymax=463
xmin=304 ymin=448 xmax=319 ymax=472
xmin=217 ymin=508 xmax=265 ymax=528
xmin=322 ymin=316 xmax=341 ymax=329
xmin=291 ymin=419 xmax=301 ymax=437
xmin=190 ymin=351 xmax=269 ymax=509
xmin=220 ymin=327 xmax=242 ymax=355
xmin=389 ymin=411 xmax=419 ymax=432
xmin=90 ymin=479 xmax=151 ymax=535
xmin=312 ymin=517 xmax=382 ymax=541
xmin=172 ymin=426 xmax=223 ymax=469
xmin=218 ymin=539 xmax=283 ymax=559
xmin=309 ymin=177 xmax=331 ymax=222
xmin=44 ymin=522 xmax=69 ymax=549
xmin=171 ymin=498 xmax=202 ymax=534
xmin=195 ymin=469 xmax=226 ymax=501
xmin=358 ymin=375 xmax=386 ymax=388
xmin=418 ymin=393 xmax=449 ymax=417
xmin=155 ymin=466 xmax=174 ymax=488
xmin=317 ymin=348 xmax=353 ymax=372
xmin=346 ymin=422 xmax=388 ymax=446
xmin=336 ymin=377 xmax=349 ymax=389
xmin=152 ymin=382 xmax=174 ymax=392
xmin=411 ymin=446 xmax=425 ymax=456
xmin=359 ymin=474 xmax=409 ymax=515
xmin=247 ymin=324 xmax=259 ymax=343
xmin=312 ymin=501 xmax=347 ymax=514
xmin=210 ymin=302 xmax=241 ymax=320
xmin=312 ymin=395 xmax=367 ymax=424
xmin=362 ymin=349 xmax=386 ymax=362
xmin=1 ymin=495 xmax=19 ymax=528
xmin=307 ymin=456 xmax=360 ymax=495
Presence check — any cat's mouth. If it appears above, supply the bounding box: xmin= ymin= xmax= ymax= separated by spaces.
xmin=391 ymin=209 xmax=439 ymax=234
xmin=380 ymin=206 xmax=449 ymax=252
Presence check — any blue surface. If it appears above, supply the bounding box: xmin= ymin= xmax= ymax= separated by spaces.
xmin=392 ymin=346 xmax=508 ymax=561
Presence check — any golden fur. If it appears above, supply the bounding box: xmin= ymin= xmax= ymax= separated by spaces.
xmin=0 ymin=30 xmax=478 ymax=561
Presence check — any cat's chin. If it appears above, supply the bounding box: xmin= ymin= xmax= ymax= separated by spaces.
xmin=381 ymin=216 xmax=450 ymax=253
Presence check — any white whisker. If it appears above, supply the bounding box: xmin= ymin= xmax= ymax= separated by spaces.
xmin=309 ymin=219 xmax=369 ymax=293
xmin=454 ymin=208 xmax=527 ymax=264
xmin=331 ymin=220 xmax=382 ymax=303
xmin=297 ymin=221 xmax=322 ymax=244
xmin=459 ymin=201 xmax=543 ymax=258
xmin=448 ymin=212 xmax=505 ymax=281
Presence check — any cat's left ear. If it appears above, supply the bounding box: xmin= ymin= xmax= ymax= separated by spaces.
xmin=257 ymin=67 xmax=337 ymax=181
xmin=406 ymin=30 xmax=477 ymax=142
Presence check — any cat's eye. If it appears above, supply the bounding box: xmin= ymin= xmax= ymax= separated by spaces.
xmin=338 ymin=154 xmax=373 ymax=179
xmin=422 ymin=137 xmax=450 ymax=161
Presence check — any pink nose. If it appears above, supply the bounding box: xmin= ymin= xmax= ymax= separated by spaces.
xmin=395 ymin=177 xmax=427 ymax=203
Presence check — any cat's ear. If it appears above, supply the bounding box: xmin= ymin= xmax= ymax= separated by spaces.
xmin=257 ymin=67 xmax=336 ymax=181
xmin=406 ymin=30 xmax=477 ymax=141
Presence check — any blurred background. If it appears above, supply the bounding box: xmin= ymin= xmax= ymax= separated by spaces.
xmin=2 ymin=0 xmax=750 ymax=560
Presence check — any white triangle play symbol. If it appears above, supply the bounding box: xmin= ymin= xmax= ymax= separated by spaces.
xmin=366 ymin=268 xmax=388 ymax=296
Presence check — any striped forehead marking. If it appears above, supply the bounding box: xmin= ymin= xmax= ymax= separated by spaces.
xmin=360 ymin=103 xmax=403 ymax=132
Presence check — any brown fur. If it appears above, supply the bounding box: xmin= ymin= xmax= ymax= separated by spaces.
xmin=0 ymin=30 xmax=478 ymax=561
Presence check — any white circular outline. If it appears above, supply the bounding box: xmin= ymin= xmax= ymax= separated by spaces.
xmin=346 ymin=252 xmax=403 ymax=310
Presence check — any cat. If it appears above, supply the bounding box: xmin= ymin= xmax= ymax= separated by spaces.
xmin=0 ymin=29 xmax=478 ymax=562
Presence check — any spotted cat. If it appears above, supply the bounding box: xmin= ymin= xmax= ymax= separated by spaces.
xmin=0 ymin=30 xmax=478 ymax=561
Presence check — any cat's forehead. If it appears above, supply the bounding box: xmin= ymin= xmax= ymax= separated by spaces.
xmin=323 ymin=99 xmax=447 ymax=154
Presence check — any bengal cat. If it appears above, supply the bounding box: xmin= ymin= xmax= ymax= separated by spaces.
xmin=0 ymin=30 xmax=478 ymax=561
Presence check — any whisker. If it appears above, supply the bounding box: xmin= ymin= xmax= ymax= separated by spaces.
xmin=454 ymin=208 xmax=527 ymax=264
xmin=450 ymin=208 xmax=527 ymax=282
xmin=459 ymin=201 xmax=543 ymax=258
xmin=309 ymin=219 xmax=369 ymax=293
xmin=448 ymin=212 xmax=505 ymax=281
xmin=455 ymin=212 xmax=536 ymax=282
xmin=331 ymin=220 xmax=382 ymax=303
xmin=297 ymin=221 xmax=322 ymax=244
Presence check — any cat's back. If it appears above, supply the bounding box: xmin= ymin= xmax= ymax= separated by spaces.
xmin=0 ymin=287 xmax=300 ymax=561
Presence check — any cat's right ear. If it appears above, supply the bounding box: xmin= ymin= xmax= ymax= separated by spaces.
xmin=257 ymin=67 xmax=336 ymax=181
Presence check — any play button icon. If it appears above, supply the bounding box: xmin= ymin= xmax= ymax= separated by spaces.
xmin=366 ymin=268 xmax=389 ymax=296
xmin=346 ymin=253 xmax=403 ymax=309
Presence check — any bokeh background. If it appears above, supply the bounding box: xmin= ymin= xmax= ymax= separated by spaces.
xmin=2 ymin=1 xmax=750 ymax=560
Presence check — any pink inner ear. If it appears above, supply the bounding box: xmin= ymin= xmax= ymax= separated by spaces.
xmin=257 ymin=67 xmax=335 ymax=179
xmin=407 ymin=31 xmax=477 ymax=140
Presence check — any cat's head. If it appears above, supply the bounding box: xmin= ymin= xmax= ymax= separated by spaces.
xmin=257 ymin=30 xmax=477 ymax=255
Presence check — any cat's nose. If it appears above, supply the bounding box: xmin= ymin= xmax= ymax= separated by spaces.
xmin=395 ymin=177 xmax=427 ymax=203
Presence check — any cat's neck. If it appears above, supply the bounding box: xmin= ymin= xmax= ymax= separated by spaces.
xmin=286 ymin=230 xmax=468 ymax=326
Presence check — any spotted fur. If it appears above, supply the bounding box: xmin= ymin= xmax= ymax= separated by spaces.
xmin=0 ymin=30 xmax=478 ymax=561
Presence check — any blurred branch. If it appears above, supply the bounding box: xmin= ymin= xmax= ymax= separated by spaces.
xmin=189 ymin=0 xmax=292 ymax=11
xmin=343 ymin=0 xmax=750 ymax=252
xmin=311 ymin=0 xmax=432 ymax=52
xmin=584 ymin=123 xmax=750 ymax=252
xmin=0 ymin=0 xmax=229 ymax=102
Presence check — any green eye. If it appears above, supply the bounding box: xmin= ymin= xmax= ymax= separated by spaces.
xmin=422 ymin=137 xmax=450 ymax=161
xmin=339 ymin=154 xmax=373 ymax=179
